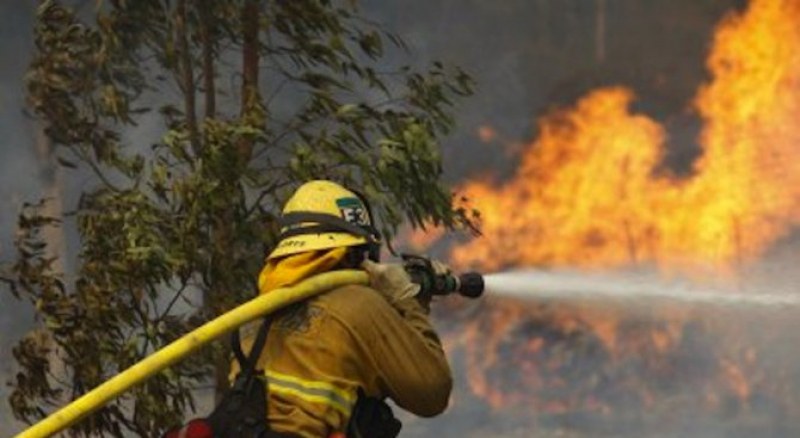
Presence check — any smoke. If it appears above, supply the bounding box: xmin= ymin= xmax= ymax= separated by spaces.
xmin=1 ymin=0 xmax=768 ymax=436
xmin=361 ymin=0 xmax=742 ymax=182
xmin=0 ymin=3 xmax=39 ymax=435
xmin=0 ymin=3 xmax=38 ymax=254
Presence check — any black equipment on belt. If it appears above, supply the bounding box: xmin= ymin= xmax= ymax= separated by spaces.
xmin=346 ymin=389 xmax=402 ymax=438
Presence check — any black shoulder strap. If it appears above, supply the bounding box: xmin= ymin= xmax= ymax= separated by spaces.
xmin=207 ymin=317 xmax=275 ymax=437
xmin=231 ymin=316 xmax=272 ymax=376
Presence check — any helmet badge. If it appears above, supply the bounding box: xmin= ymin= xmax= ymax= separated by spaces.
xmin=336 ymin=197 xmax=371 ymax=226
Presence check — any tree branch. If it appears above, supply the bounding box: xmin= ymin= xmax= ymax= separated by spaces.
xmin=238 ymin=0 xmax=261 ymax=161
xmin=175 ymin=0 xmax=200 ymax=154
xmin=199 ymin=0 xmax=216 ymax=119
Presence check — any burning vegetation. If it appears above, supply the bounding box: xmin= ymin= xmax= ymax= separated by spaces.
xmin=413 ymin=0 xmax=800 ymax=435
xmin=453 ymin=0 xmax=800 ymax=275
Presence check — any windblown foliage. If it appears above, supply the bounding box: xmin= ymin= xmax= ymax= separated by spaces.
xmin=2 ymin=0 xmax=474 ymax=435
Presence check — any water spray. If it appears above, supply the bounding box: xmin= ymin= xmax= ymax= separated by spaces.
xmin=482 ymin=269 xmax=800 ymax=308
xmin=401 ymin=252 xmax=800 ymax=308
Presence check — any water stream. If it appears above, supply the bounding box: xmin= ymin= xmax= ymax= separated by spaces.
xmin=483 ymin=269 xmax=800 ymax=307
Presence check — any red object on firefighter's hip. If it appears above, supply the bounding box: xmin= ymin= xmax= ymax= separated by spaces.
xmin=163 ymin=418 xmax=214 ymax=438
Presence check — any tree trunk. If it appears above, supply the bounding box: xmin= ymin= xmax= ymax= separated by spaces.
xmin=200 ymin=0 xmax=216 ymax=119
xmin=32 ymin=120 xmax=72 ymax=408
xmin=176 ymin=0 xmax=199 ymax=153
xmin=209 ymin=0 xmax=263 ymax=404
xmin=32 ymin=123 xmax=65 ymax=274
xmin=238 ymin=0 xmax=261 ymax=162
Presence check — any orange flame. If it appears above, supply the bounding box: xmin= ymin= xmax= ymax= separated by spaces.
xmin=433 ymin=0 xmax=800 ymax=422
xmin=450 ymin=0 xmax=800 ymax=275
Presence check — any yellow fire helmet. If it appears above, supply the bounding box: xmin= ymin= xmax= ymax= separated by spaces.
xmin=267 ymin=180 xmax=382 ymax=261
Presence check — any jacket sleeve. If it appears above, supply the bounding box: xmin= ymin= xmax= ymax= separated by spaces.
xmin=360 ymin=294 xmax=453 ymax=417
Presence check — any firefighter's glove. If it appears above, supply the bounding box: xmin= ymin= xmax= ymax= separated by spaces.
xmin=361 ymin=260 xmax=421 ymax=305
xmin=430 ymin=259 xmax=452 ymax=277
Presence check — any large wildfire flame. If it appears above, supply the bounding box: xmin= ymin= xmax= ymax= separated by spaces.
xmin=447 ymin=0 xmax=800 ymax=276
xmin=422 ymin=0 xmax=800 ymax=431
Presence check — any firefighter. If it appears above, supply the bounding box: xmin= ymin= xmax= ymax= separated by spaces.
xmin=234 ymin=180 xmax=452 ymax=437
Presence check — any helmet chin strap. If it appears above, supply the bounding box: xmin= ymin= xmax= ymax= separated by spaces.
xmin=278 ymin=211 xmax=383 ymax=262
xmin=365 ymin=240 xmax=381 ymax=263
xmin=339 ymin=244 xmax=379 ymax=269
xmin=348 ymin=188 xmax=381 ymax=262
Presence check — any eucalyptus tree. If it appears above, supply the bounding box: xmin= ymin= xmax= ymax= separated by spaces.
xmin=2 ymin=0 xmax=474 ymax=435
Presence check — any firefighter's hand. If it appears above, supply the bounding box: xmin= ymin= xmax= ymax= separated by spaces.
xmin=361 ymin=260 xmax=421 ymax=305
xmin=430 ymin=259 xmax=451 ymax=277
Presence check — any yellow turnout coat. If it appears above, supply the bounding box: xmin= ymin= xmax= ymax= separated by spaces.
xmin=233 ymin=282 xmax=451 ymax=438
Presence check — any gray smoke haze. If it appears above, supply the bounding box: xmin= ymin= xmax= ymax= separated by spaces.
xmin=7 ymin=1 xmax=796 ymax=436
xmin=1 ymin=2 xmax=38 ymax=433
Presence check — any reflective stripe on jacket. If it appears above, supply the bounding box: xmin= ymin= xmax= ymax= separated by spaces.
xmin=232 ymin=283 xmax=452 ymax=438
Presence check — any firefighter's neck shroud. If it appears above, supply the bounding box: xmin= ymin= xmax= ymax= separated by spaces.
xmin=259 ymin=247 xmax=348 ymax=294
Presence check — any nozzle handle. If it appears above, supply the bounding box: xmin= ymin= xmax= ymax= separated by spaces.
xmin=402 ymin=254 xmax=484 ymax=299
xmin=407 ymin=270 xmax=484 ymax=299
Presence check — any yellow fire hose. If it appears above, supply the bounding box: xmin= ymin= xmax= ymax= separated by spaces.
xmin=17 ymin=270 xmax=368 ymax=438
